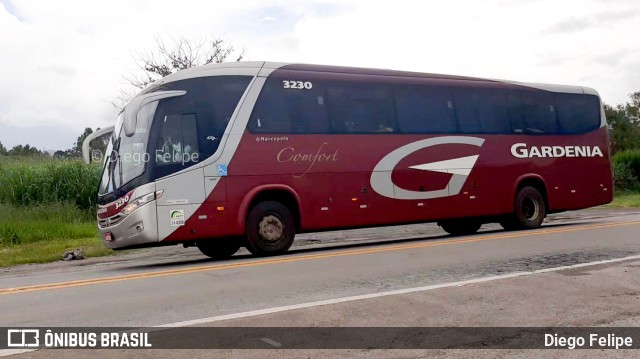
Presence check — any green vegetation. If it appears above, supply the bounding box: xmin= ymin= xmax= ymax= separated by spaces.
xmin=0 ymin=202 xmax=111 ymax=267
xmin=609 ymin=191 xmax=640 ymax=208
xmin=612 ymin=162 xmax=638 ymax=192
xmin=605 ymin=92 xmax=640 ymax=154
xmin=612 ymin=149 xmax=640 ymax=186
xmin=0 ymin=157 xmax=101 ymax=210
xmin=0 ymin=157 xmax=110 ymax=267
xmin=0 ymin=203 xmax=96 ymax=245
xmin=0 ymin=237 xmax=112 ymax=267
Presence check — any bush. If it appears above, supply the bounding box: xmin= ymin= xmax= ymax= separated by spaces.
xmin=0 ymin=158 xmax=101 ymax=210
xmin=612 ymin=149 xmax=640 ymax=183
xmin=612 ymin=162 xmax=638 ymax=192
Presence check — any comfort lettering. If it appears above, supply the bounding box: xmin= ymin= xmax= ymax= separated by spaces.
xmin=277 ymin=142 xmax=338 ymax=177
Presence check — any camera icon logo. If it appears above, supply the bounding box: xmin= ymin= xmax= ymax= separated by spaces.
xmin=7 ymin=329 xmax=40 ymax=348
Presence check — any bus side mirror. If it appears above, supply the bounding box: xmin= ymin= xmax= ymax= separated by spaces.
xmin=123 ymin=90 xmax=188 ymax=137
xmin=82 ymin=126 xmax=114 ymax=164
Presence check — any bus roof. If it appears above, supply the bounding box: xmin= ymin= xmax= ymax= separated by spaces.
xmin=152 ymin=61 xmax=597 ymax=97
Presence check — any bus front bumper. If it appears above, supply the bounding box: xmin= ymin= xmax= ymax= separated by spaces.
xmin=98 ymin=203 xmax=158 ymax=249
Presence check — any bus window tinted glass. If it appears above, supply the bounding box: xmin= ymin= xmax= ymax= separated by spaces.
xmin=556 ymin=93 xmax=601 ymax=134
xmin=156 ymin=114 xmax=200 ymax=166
xmin=152 ymin=76 xmax=251 ymax=159
xmin=508 ymin=91 xmax=558 ymax=134
xmin=395 ymin=86 xmax=456 ymax=133
xmin=327 ymin=85 xmax=396 ymax=133
xmin=477 ymin=90 xmax=510 ymax=133
xmin=452 ymin=89 xmax=481 ymax=133
xmin=249 ymin=78 xmax=329 ymax=134
xmin=148 ymin=76 xmax=250 ymax=180
xmin=452 ymin=88 xmax=510 ymax=134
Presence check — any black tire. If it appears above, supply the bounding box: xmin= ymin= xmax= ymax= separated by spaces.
xmin=439 ymin=219 xmax=482 ymax=236
xmin=196 ymin=237 xmax=241 ymax=259
xmin=245 ymin=201 xmax=296 ymax=256
xmin=500 ymin=186 xmax=546 ymax=230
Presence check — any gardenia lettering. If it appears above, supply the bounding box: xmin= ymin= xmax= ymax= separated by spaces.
xmin=511 ymin=143 xmax=603 ymax=159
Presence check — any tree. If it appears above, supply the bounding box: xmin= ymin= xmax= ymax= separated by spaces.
xmin=606 ymin=92 xmax=640 ymax=154
xmin=53 ymin=150 xmax=68 ymax=159
xmin=0 ymin=141 xmax=7 ymax=156
xmin=113 ymin=35 xmax=245 ymax=110
xmin=626 ymin=91 xmax=640 ymax=123
xmin=8 ymin=144 xmax=43 ymax=157
xmin=64 ymin=127 xmax=94 ymax=158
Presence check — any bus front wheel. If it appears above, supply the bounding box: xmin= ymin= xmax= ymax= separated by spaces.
xmin=438 ymin=220 xmax=482 ymax=236
xmin=197 ymin=237 xmax=241 ymax=260
xmin=500 ymin=186 xmax=546 ymax=230
xmin=245 ymin=201 xmax=296 ymax=256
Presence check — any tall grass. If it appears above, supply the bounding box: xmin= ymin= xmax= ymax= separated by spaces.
xmin=0 ymin=156 xmax=101 ymax=210
xmin=0 ymin=158 xmax=106 ymax=265
xmin=0 ymin=203 xmax=97 ymax=245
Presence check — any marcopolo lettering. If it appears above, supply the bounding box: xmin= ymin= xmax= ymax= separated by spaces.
xmin=511 ymin=143 xmax=604 ymax=159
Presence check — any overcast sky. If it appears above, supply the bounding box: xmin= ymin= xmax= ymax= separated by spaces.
xmin=1 ymin=0 xmax=639 ymax=151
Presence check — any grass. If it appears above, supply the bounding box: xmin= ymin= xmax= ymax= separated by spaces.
xmin=0 ymin=203 xmax=113 ymax=267
xmin=0 ymin=157 xmax=113 ymax=267
xmin=0 ymin=237 xmax=113 ymax=267
xmin=0 ymin=156 xmax=101 ymax=210
xmin=0 ymin=203 xmax=97 ymax=245
xmin=609 ymin=191 xmax=640 ymax=207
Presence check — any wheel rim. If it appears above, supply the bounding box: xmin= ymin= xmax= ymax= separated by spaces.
xmin=522 ymin=197 xmax=539 ymax=220
xmin=258 ymin=215 xmax=284 ymax=242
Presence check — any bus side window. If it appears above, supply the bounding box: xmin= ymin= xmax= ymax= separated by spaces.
xmin=156 ymin=114 xmax=199 ymax=165
xmin=395 ymin=86 xmax=456 ymax=134
xmin=452 ymin=88 xmax=482 ymax=133
xmin=248 ymin=78 xmax=330 ymax=134
xmin=508 ymin=91 xmax=558 ymax=134
xmin=477 ymin=90 xmax=510 ymax=133
xmin=523 ymin=91 xmax=558 ymax=134
xmin=556 ymin=93 xmax=600 ymax=134
xmin=327 ymin=85 xmax=396 ymax=134
xmin=507 ymin=92 xmax=525 ymax=133
xmin=196 ymin=78 xmax=251 ymax=157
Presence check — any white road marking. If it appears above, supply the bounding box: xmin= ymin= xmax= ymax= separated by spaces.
xmin=156 ymin=254 xmax=640 ymax=328
xmin=2 ymin=254 xmax=639 ymax=357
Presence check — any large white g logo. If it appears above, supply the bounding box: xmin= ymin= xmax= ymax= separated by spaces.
xmin=370 ymin=136 xmax=485 ymax=200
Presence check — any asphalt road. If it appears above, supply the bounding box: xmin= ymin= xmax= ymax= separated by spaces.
xmin=1 ymin=207 xmax=640 ymax=358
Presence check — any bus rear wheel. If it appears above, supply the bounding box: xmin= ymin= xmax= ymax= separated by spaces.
xmin=500 ymin=186 xmax=546 ymax=231
xmin=196 ymin=237 xmax=241 ymax=260
xmin=438 ymin=220 xmax=482 ymax=236
xmin=245 ymin=201 xmax=296 ymax=256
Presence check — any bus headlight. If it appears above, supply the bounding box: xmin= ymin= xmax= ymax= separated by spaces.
xmin=122 ymin=190 xmax=164 ymax=216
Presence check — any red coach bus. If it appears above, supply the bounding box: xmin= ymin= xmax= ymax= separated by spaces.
xmin=84 ymin=62 xmax=613 ymax=258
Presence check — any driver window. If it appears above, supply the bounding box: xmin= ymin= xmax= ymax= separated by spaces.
xmin=156 ymin=114 xmax=200 ymax=165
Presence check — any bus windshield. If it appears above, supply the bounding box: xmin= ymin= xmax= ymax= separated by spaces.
xmin=98 ymin=75 xmax=252 ymax=201
xmin=99 ymin=101 xmax=157 ymax=196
